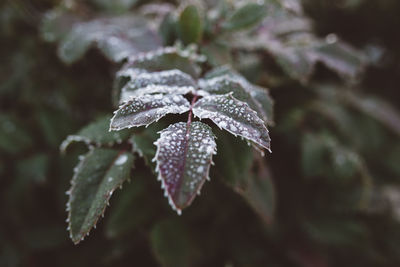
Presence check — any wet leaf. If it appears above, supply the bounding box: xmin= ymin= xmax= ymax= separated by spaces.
xmin=110 ymin=94 xmax=190 ymax=130
xmin=193 ymin=94 xmax=271 ymax=151
xmin=61 ymin=115 xmax=132 ymax=153
xmin=154 ymin=122 xmax=217 ymax=213
xmin=67 ymin=148 xmax=134 ymax=244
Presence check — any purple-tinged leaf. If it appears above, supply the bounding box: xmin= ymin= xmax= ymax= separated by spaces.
xmin=154 ymin=122 xmax=217 ymax=214
xmin=67 ymin=148 xmax=134 ymax=244
xmin=110 ymin=94 xmax=190 ymax=131
xmin=193 ymin=93 xmax=271 ymax=151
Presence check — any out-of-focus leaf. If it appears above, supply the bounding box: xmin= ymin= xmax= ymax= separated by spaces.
xmin=150 ymin=219 xmax=195 ymax=267
xmin=222 ymin=3 xmax=267 ymax=31
xmin=61 ymin=115 xmax=132 ymax=153
xmin=201 ymin=41 xmax=232 ymax=67
xmin=159 ymin=13 xmax=177 ymax=46
xmin=154 ymin=122 xmax=217 ymax=213
xmin=122 ymin=46 xmax=204 ymax=78
xmin=193 ymin=94 xmax=271 ymax=151
xmin=235 ymin=160 xmax=276 ymax=224
xmin=90 ymin=0 xmax=138 ymax=13
xmin=214 ymin=131 xmax=253 ymax=187
xmin=110 ymin=94 xmax=190 ymax=131
xmin=56 ymin=15 xmax=160 ymax=63
xmin=67 ymin=148 xmax=134 ymax=244
xmin=178 ymin=5 xmax=203 ymax=45
xmin=105 ymin=170 xmax=157 ymax=238
xmin=341 ymin=91 xmax=400 ymax=137
xmin=0 ymin=115 xmax=33 ymax=155
xmin=16 ymin=153 xmax=49 ymax=184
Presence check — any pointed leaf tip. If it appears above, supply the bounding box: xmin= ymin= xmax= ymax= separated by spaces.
xmin=193 ymin=94 xmax=271 ymax=151
xmin=154 ymin=122 xmax=216 ymax=212
xmin=67 ymin=148 xmax=134 ymax=244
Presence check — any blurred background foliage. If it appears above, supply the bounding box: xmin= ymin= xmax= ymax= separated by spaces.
xmin=1 ymin=0 xmax=400 ymax=266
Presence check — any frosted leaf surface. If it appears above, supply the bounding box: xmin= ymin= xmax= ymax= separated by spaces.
xmin=110 ymin=94 xmax=190 ymax=130
xmin=123 ymin=69 xmax=196 ymax=91
xmin=119 ymin=69 xmax=196 ymax=103
xmin=193 ymin=94 xmax=271 ymax=151
xmin=120 ymin=85 xmax=195 ymax=103
xmin=122 ymin=46 xmax=204 ymax=78
xmin=154 ymin=122 xmax=217 ymax=213
xmin=199 ymin=74 xmax=273 ymax=125
xmin=67 ymin=148 xmax=134 ymax=244
xmin=60 ymin=115 xmax=132 ymax=153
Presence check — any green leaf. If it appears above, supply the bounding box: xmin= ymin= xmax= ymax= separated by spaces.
xmin=129 ymin=133 xmax=157 ymax=168
xmin=214 ymin=131 xmax=254 ymax=187
xmin=0 ymin=115 xmax=33 ymax=155
xmin=154 ymin=122 xmax=217 ymax=213
xmin=150 ymin=219 xmax=194 ymax=267
xmin=57 ymin=15 xmax=160 ymax=63
xmin=105 ymin=170 xmax=156 ymax=238
xmin=199 ymin=72 xmax=274 ymax=124
xmin=60 ymin=115 xmax=132 ymax=153
xmin=110 ymin=94 xmax=190 ymax=131
xmin=90 ymin=0 xmax=138 ymax=13
xmin=235 ymin=161 xmax=275 ymax=224
xmin=222 ymin=3 xmax=266 ymax=31
xmin=159 ymin=13 xmax=177 ymax=46
xmin=178 ymin=5 xmax=203 ymax=45
xmin=193 ymin=93 xmax=271 ymax=151
xmin=67 ymin=148 xmax=134 ymax=244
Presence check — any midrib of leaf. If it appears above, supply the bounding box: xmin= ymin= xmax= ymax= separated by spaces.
xmin=175 ymin=94 xmax=199 ymax=203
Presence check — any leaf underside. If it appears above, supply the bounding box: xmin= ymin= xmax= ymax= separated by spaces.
xmin=110 ymin=94 xmax=190 ymax=130
xmin=154 ymin=121 xmax=217 ymax=214
xmin=67 ymin=148 xmax=134 ymax=244
xmin=193 ymin=94 xmax=271 ymax=151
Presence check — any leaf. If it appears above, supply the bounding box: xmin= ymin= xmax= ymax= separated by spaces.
xmin=58 ymin=15 xmax=160 ymax=63
xmin=154 ymin=121 xmax=217 ymax=213
xmin=150 ymin=219 xmax=195 ymax=267
xmin=60 ymin=115 xmax=132 ymax=153
xmin=199 ymin=73 xmax=274 ymax=124
xmin=234 ymin=160 xmax=275 ymax=225
xmin=213 ymin=131 xmax=254 ymax=187
xmin=119 ymin=69 xmax=196 ymax=103
xmin=67 ymin=148 xmax=134 ymax=244
xmin=90 ymin=0 xmax=138 ymax=13
xmin=122 ymin=46 xmax=204 ymax=78
xmin=0 ymin=115 xmax=33 ymax=155
xmin=110 ymin=94 xmax=190 ymax=131
xmin=222 ymin=3 xmax=267 ymax=31
xmin=129 ymin=133 xmax=157 ymax=168
xmin=193 ymin=93 xmax=271 ymax=151
xmin=105 ymin=170 xmax=157 ymax=238
xmin=178 ymin=5 xmax=203 ymax=45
